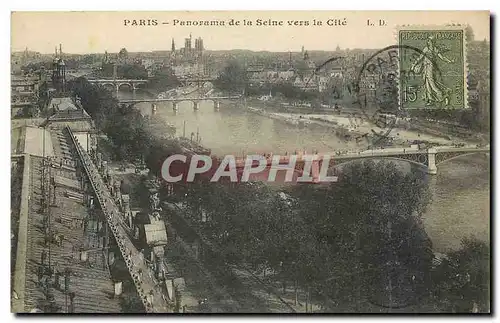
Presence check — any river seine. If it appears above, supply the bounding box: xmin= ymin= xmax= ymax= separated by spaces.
xmin=120 ymin=90 xmax=490 ymax=253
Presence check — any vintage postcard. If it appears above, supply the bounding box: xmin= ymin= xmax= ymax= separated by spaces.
xmin=10 ymin=11 xmax=490 ymax=313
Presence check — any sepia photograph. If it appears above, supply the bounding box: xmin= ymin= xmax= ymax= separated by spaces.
xmin=9 ymin=10 xmax=491 ymax=314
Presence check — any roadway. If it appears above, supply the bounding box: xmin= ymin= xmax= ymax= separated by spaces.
xmin=228 ymin=144 xmax=491 ymax=166
xmin=118 ymin=96 xmax=242 ymax=104
xmin=66 ymin=127 xmax=172 ymax=313
xmin=87 ymin=79 xmax=148 ymax=83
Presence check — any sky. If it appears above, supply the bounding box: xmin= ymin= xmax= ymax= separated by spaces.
xmin=11 ymin=11 xmax=490 ymax=54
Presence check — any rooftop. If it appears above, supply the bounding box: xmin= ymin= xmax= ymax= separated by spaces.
xmin=11 ymin=129 xmax=122 ymax=313
xmin=48 ymin=97 xmax=79 ymax=112
xmin=45 ymin=97 xmax=93 ymax=128
xmin=144 ymin=221 xmax=168 ymax=246
xmin=11 ymin=126 xmax=55 ymax=157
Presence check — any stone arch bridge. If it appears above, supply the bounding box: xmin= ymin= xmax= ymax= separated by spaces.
xmin=118 ymin=96 xmax=242 ymax=112
xmin=87 ymin=78 xmax=149 ymax=93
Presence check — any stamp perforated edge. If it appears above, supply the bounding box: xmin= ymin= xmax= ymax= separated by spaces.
xmin=395 ymin=24 xmax=469 ymax=110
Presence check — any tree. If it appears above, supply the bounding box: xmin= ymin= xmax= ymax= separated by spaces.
xmin=118 ymin=64 xmax=148 ymax=79
xmin=178 ymin=159 xmax=435 ymax=312
xmin=290 ymin=160 xmax=433 ymax=309
xmin=432 ymin=237 xmax=490 ymax=313
xmin=21 ymin=61 xmax=52 ymax=74
xmin=214 ymin=59 xmax=248 ymax=94
xmin=144 ymin=138 xmax=182 ymax=176
xmin=19 ymin=105 xmax=37 ymax=118
xmin=118 ymin=48 xmax=129 ymax=60
xmin=295 ymin=60 xmax=310 ymax=79
xmin=465 ymin=25 xmax=475 ymax=42
xmin=149 ymin=66 xmax=180 ymax=91
xmin=376 ymin=74 xmax=399 ymax=113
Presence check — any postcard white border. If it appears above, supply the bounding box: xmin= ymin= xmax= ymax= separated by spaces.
xmin=1 ymin=1 xmax=496 ymax=322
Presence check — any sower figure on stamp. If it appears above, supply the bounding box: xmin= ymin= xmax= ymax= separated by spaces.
xmin=411 ymin=36 xmax=455 ymax=106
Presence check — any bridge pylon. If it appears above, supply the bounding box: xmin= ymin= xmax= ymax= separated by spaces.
xmin=427 ymin=148 xmax=438 ymax=175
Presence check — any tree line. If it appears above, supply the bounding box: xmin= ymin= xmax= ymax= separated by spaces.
xmin=176 ymin=160 xmax=489 ymax=312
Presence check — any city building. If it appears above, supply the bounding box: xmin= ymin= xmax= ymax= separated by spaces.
xmin=10 ymin=128 xmax=131 ymax=313
xmin=11 ymin=47 xmax=43 ymax=74
xmin=247 ymin=64 xmax=266 ymax=83
xmin=141 ymin=58 xmax=155 ymax=71
xmin=51 ymin=45 xmax=67 ymax=94
xmin=40 ymin=45 xmax=96 ymax=152
xmin=293 ymin=75 xmax=318 ymax=91
xmin=170 ymin=34 xmax=206 ymax=76
xmin=172 ymin=62 xmax=205 ymax=77
xmin=194 ymin=37 xmax=204 ymax=52
xmin=43 ymin=97 xmax=95 ymax=152
xmin=141 ymin=58 xmax=165 ymax=77
xmin=177 ymin=34 xmax=204 ymax=59
xmin=302 ymin=50 xmax=316 ymax=71
xmin=318 ymin=76 xmax=329 ymax=93
xmin=11 ymin=75 xmax=40 ymax=117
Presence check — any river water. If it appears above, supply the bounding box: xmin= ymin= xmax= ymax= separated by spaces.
xmin=119 ymin=90 xmax=490 ymax=253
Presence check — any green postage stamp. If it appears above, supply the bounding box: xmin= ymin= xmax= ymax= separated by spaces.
xmin=398 ymin=25 xmax=468 ymax=110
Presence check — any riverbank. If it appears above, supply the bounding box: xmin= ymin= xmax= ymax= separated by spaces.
xmin=243 ymin=96 xmax=480 ymax=146
xmin=133 ymin=83 xmax=205 ymax=102
xmin=245 ymin=106 xmax=455 ymax=148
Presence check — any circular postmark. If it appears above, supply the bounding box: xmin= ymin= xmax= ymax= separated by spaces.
xmin=300 ymin=46 xmax=441 ymax=150
xmin=353 ymin=44 xmax=443 ymax=147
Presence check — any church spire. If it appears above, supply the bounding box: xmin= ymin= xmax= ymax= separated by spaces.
xmin=171 ymin=38 xmax=176 ymax=52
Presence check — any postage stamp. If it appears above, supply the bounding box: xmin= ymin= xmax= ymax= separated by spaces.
xmin=397 ymin=25 xmax=468 ymax=110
